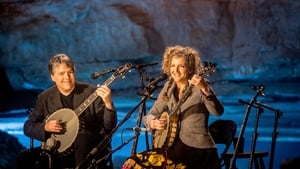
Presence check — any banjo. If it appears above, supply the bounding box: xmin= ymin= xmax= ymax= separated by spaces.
xmin=153 ymin=62 xmax=217 ymax=149
xmin=43 ymin=63 xmax=132 ymax=153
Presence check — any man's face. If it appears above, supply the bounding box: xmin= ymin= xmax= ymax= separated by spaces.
xmin=50 ymin=63 xmax=76 ymax=95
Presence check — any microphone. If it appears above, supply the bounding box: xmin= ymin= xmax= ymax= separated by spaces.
xmin=91 ymin=69 xmax=115 ymax=79
xmin=125 ymin=127 xmax=150 ymax=132
xmin=133 ymin=62 xmax=158 ymax=69
xmin=252 ymin=84 xmax=265 ymax=96
xmin=147 ymin=73 xmax=168 ymax=89
xmin=44 ymin=138 xmax=57 ymax=151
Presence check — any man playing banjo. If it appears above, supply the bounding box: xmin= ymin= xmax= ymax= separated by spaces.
xmin=17 ymin=54 xmax=117 ymax=168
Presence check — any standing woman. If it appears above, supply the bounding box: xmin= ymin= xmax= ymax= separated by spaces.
xmin=123 ymin=45 xmax=224 ymax=169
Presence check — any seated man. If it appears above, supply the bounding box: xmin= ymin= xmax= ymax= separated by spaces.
xmin=17 ymin=53 xmax=117 ymax=169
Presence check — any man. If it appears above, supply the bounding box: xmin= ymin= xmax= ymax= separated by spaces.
xmin=17 ymin=53 xmax=117 ymax=168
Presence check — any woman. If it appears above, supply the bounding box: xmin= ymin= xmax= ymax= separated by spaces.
xmin=123 ymin=45 xmax=224 ymax=169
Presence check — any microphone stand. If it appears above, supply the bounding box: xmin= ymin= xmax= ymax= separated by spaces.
xmin=255 ymin=101 xmax=283 ymax=169
xmin=94 ymin=136 xmax=136 ymax=167
xmin=83 ymin=136 xmax=136 ymax=169
xmin=38 ymin=150 xmax=53 ymax=169
xmin=75 ymin=81 xmax=160 ymax=169
xmin=248 ymin=106 xmax=264 ymax=169
xmin=229 ymin=85 xmax=265 ymax=169
xmin=130 ymin=66 xmax=152 ymax=155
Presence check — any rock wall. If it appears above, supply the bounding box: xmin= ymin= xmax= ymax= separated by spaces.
xmin=0 ymin=130 xmax=25 ymax=169
xmin=0 ymin=0 xmax=299 ymax=96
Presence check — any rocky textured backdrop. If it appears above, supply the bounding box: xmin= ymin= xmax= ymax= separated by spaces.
xmin=0 ymin=0 xmax=299 ymax=95
xmin=0 ymin=1 xmax=300 ymax=168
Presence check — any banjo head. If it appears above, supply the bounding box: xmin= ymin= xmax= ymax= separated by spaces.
xmin=153 ymin=112 xmax=169 ymax=148
xmin=45 ymin=108 xmax=79 ymax=153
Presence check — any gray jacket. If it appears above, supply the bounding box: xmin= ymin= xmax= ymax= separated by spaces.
xmin=143 ymin=80 xmax=224 ymax=149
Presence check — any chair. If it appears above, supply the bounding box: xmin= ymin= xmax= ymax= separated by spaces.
xmin=209 ymin=119 xmax=237 ymax=168
xmin=223 ymin=151 xmax=268 ymax=169
xmin=209 ymin=119 xmax=269 ymax=169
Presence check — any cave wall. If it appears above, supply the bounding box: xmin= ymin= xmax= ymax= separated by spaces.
xmin=0 ymin=0 xmax=299 ymax=96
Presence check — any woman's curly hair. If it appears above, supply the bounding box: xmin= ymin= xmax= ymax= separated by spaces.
xmin=161 ymin=45 xmax=203 ymax=101
xmin=162 ymin=45 xmax=202 ymax=78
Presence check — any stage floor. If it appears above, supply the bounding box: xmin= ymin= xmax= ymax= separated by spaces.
xmin=1 ymin=93 xmax=300 ymax=169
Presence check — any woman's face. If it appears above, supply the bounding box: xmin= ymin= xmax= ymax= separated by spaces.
xmin=170 ymin=56 xmax=189 ymax=83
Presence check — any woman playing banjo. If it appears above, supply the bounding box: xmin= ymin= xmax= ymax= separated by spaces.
xmin=122 ymin=45 xmax=224 ymax=169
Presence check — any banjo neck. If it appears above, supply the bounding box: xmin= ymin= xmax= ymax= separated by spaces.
xmin=172 ymin=85 xmax=192 ymax=116
xmin=171 ymin=62 xmax=216 ymax=115
xmin=74 ymin=75 xmax=117 ymax=116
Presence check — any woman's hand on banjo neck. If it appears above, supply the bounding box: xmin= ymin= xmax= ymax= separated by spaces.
xmin=190 ymin=74 xmax=212 ymax=97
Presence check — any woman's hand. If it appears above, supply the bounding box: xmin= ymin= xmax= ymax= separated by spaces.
xmin=190 ymin=75 xmax=212 ymax=96
xmin=150 ymin=118 xmax=167 ymax=130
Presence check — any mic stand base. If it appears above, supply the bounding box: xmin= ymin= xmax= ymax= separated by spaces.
xmin=75 ymin=96 xmax=151 ymax=169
